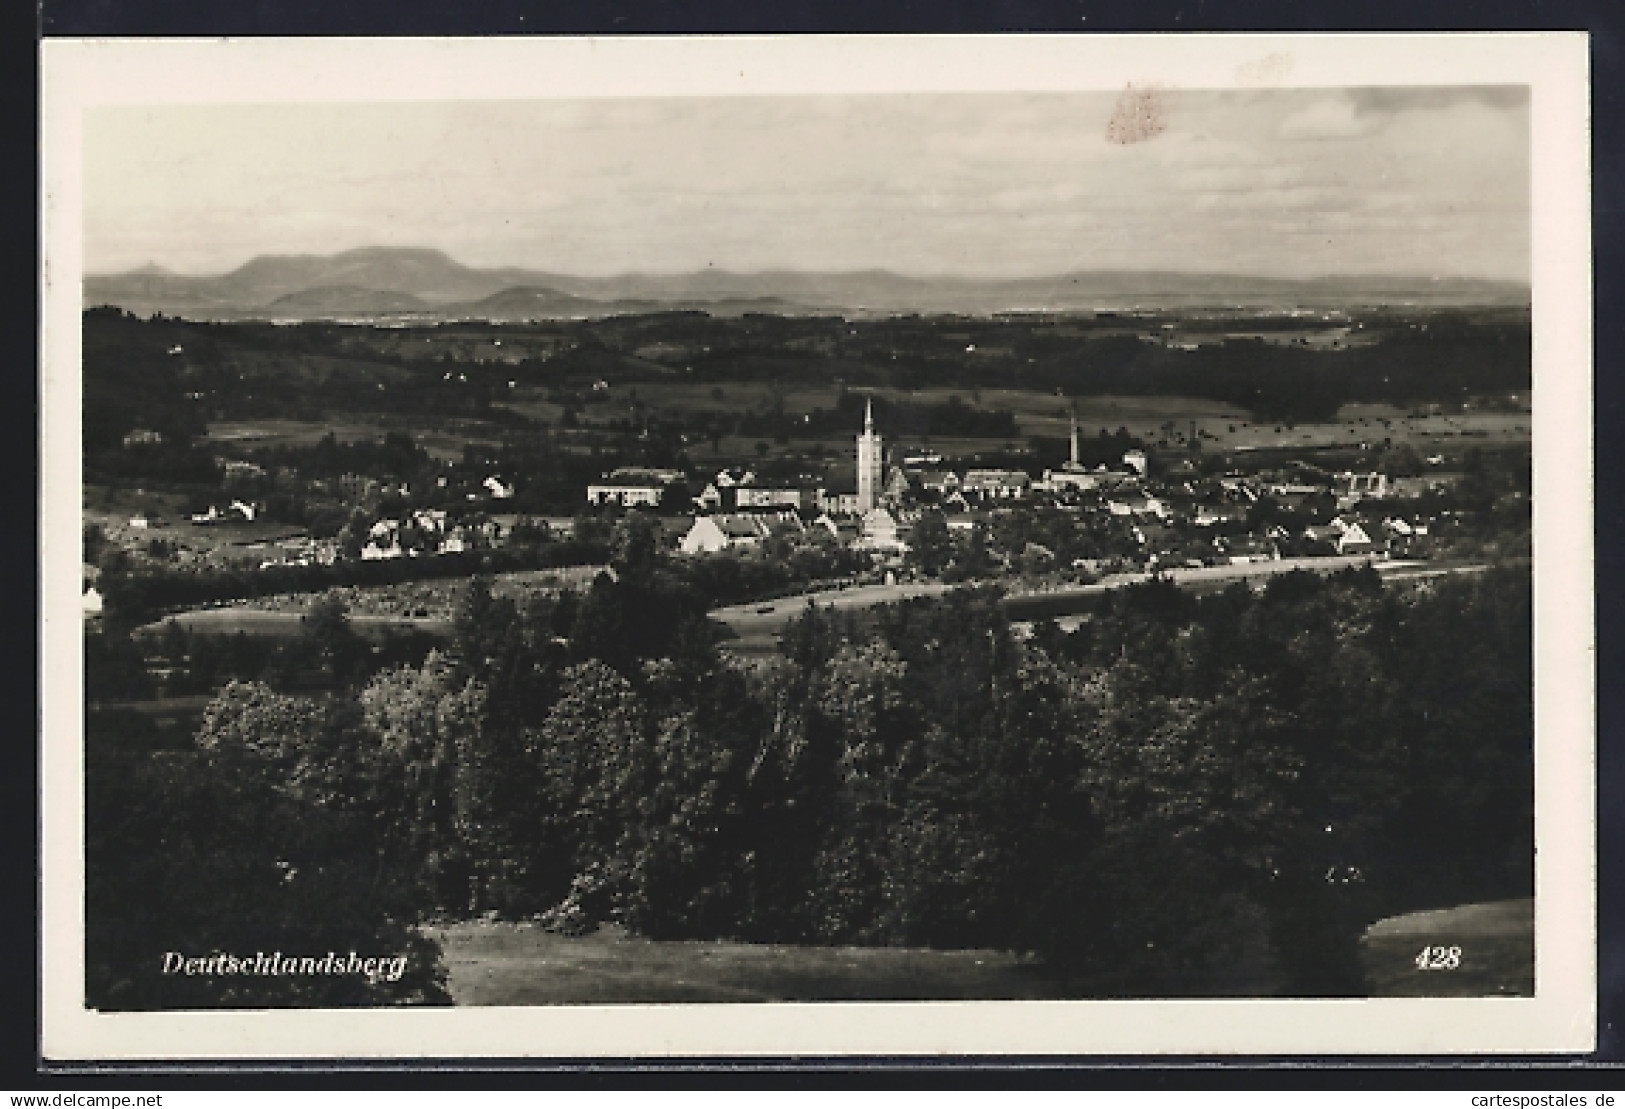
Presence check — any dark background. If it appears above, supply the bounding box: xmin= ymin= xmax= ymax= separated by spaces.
xmin=16 ymin=0 xmax=1624 ymax=1088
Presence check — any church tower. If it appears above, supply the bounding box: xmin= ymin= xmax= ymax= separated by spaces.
xmin=1069 ymin=412 xmax=1082 ymax=469
xmin=856 ymin=398 xmax=883 ymax=513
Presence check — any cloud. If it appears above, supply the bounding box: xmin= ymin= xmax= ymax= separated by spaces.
xmin=1277 ymin=96 xmax=1380 ymax=141
xmin=1346 ymin=86 xmax=1529 ymax=115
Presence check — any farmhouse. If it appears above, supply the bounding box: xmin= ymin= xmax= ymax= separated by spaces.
xmin=911 ymin=468 xmax=960 ymax=495
xmin=1192 ymin=504 xmax=1241 ymax=528
xmin=1224 ymin=536 xmax=1279 ymax=565
xmin=1340 ymin=472 xmax=1390 ymax=500
xmin=817 ymin=469 xmax=862 ymax=517
xmin=854 ymin=506 xmax=907 ymax=553
xmin=962 ymin=469 xmax=1031 ymax=500
xmin=678 ymin=511 xmax=802 ymax=555
xmin=734 ymin=484 xmax=810 ymax=511
xmin=695 ymin=483 xmax=726 ymax=511
xmin=587 ymin=466 xmax=684 ymax=508
xmin=1334 ymin=521 xmax=1379 ymax=556
xmin=221 ymin=459 xmax=267 ymax=484
xmin=1108 ymin=495 xmax=1169 ymax=521
xmin=1388 ymin=473 xmax=1465 ymax=499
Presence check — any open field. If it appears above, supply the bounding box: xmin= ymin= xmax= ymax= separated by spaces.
xmin=134 ymin=608 xmax=454 ymax=641
xmin=205 ymin=418 xmax=401 ymax=448
xmin=427 ymin=919 xmax=1060 ymax=1005
xmin=205 ymin=419 xmax=505 ymax=462
xmin=712 ymin=580 xmax=957 ymax=647
xmin=712 ymin=558 xmax=1476 ymax=653
xmin=132 ymin=565 xmax=609 ymax=639
xmin=427 ymin=895 xmax=1528 ymax=1004
xmin=198 ymin=390 xmax=1529 ymax=472
xmin=558 ymin=383 xmax=1529 ymax=464
xmin=84 ymin=485 xmax=312 ymax=568
xmin=1359 ymin=898 xmax=1533 ymax=997
xmin=1001 ymin=556 xmax=1462 ymax=617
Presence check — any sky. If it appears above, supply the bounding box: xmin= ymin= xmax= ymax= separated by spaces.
xmin=83 ymin=87 xmax=1530 ymax=282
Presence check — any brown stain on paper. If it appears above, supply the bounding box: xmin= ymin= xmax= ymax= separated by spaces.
xmin=1105 ymin=83 xmax=1168 ymax=145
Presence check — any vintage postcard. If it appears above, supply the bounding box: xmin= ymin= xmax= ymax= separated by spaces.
xmin=39 ymin=33 xmax=1594 ymax=1059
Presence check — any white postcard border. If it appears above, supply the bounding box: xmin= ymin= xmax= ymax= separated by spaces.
xmin=40 ymin=32 xmax=1595 ymax=1059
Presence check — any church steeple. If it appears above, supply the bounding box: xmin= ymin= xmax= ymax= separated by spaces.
xmin=857 ymin=397 xmax=883 ymax=514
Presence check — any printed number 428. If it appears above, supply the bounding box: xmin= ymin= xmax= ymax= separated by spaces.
xmin=1415 ymin=945 xmax=1462 ymax=970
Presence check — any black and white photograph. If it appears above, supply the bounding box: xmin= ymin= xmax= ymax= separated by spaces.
xmin=40 ymin=34 xmax=1595 ymax=1059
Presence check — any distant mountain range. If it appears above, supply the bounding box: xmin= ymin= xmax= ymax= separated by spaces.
xmin=83 ymin=246 xmax=1531 ymax=323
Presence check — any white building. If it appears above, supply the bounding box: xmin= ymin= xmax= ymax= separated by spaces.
xmin=1339 ymin=472 xmax=1390 ymax=501
xmin=962 ymin=469 xmax=1031 ymax=500
xmin=1336 ymin=522 xmax=1378 ymax=556
xmin=735 ymin=486 xmax=808 ymax=510
xmin=695 ymin=483 xmax=725 ymax=510
xmin=854 ymin=506 xmax=907 ymax=553
xmin=679 ymin=511 xmax=802 ymax=555
xmin=587 ymin=482 xmax=664 ymax=507
xmin=856 ymin=399 xmax=884 ymax=513
xmin=587 ymin=466 xmax=683 ymax=508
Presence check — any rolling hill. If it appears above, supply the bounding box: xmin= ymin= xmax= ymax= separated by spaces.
xmin=266 ymin=285 xmax=432 ymax=316
xmin=84 ymin=246 xmax=1532 ymax=323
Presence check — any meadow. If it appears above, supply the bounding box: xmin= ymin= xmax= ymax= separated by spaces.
xmin=427 ymin=920 xmax=1059 ymax=1005
xmin=426 ymin=896 xmax=1532 ymax=1004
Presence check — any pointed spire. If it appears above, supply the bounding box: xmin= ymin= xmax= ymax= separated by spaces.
xmin=865 ymin=397 xmax=874 ymax=433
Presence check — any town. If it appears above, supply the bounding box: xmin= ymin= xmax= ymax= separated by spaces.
xmin=68 ymin=72 xmax=1545 ymax=1018
xmin=82 ymin=306 xmax=1528 ymax=655
xmin=79 ymin=300 xmax=1536 ymax=1009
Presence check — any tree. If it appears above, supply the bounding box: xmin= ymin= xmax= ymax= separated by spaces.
xmin=947 ymin=520 xmax=995 ymax=581
xmin=336 ymin=508 xmax=371 ymax=561
xmin=360 ymin=653 xmax=487 ymax=908
xmin=610 ymin=511 xmax=659 ymax=579
xmin=84 ymin=522 xmax=108 ymax=564
xmin=302 ymin=592 xmax=367 ymax=685
xmin=907 ymin=508 xmax=951 ymax=577
xmin=803 ymin=641 xmax=914 ymax=941
xmin=195 ymin=680 xmax=329 ymax=769
xmin=87 ymin=682 xmax=451 ymax=1009
xmin=528 ymin=661 xmax=652 ymax=926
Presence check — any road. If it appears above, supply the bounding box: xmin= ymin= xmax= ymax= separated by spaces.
xmin=713 ymin=556 xmax=1491 ymax=650
xmin=711 ymin=580 xmax=959 ymax=642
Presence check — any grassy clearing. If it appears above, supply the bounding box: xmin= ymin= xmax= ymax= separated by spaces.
xmin=204 ymin=419 xmax=504 ymax=462
xmin=427 ymin=920 xmax=1061 ymax=1005
xmin=712 ymin=581 xmax=956 ymax=642
xmin=1359 ymin=898 xmax=1533 ymax=997
xmin=428 ymin=895 xmax=1533 ymax=1005
xmin=136 ymin=609 xmax=453 ymax=641
xmin=168 ymin=565 xmax=607 ymax=625
xmin=558 ymin=384 xmax=1530 ymax=459
xmin=204 ymin=419 xmax=393 ymax=448
xmin=83 ymin=488 xmax=313 ymax=571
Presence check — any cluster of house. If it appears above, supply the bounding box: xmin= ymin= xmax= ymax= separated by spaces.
xmin=185 ymin=500 xmax=260 ymax=525
xmin=657 ymin=408 xmax=1449 ymax=569
xmin=359 ymin=508 xmax=483 ymax=560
